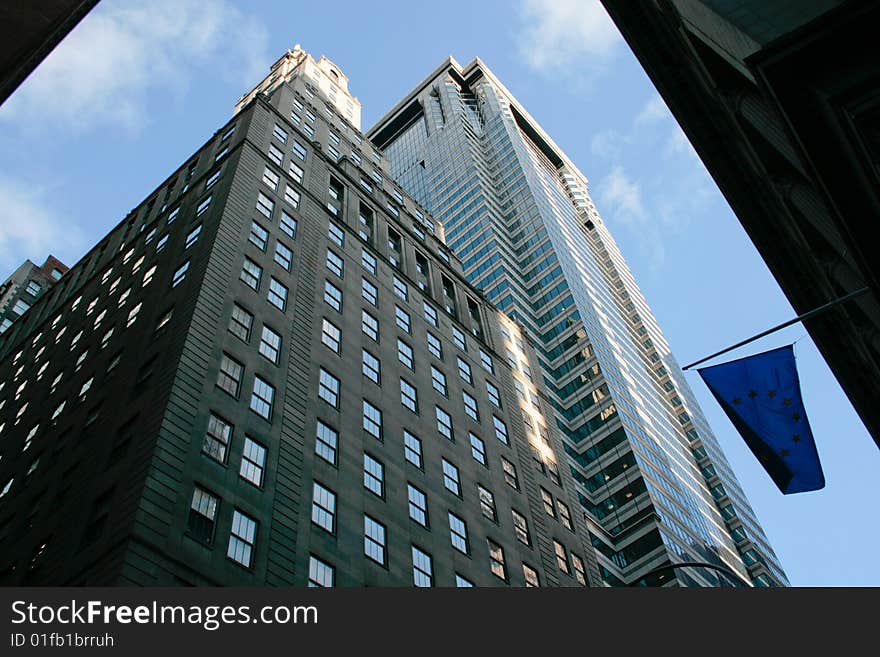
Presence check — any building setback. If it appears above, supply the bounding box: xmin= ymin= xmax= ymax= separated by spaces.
xmin=0 ymin=49 xmax=600 ymax=587
xmin=0 ymin=256 xmax=67 ymax=335
xmin=368 ymin=57 xmax=788 ymax=586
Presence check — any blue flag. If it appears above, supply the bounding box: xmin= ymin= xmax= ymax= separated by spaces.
xmin=698 ymin=345 xmax=824 ymax=494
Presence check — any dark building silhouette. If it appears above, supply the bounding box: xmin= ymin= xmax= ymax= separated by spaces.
xmin=600 ymin=0 xmax=880 ymax=447
xmin=0 ymin=48 xmax=600 ymax=587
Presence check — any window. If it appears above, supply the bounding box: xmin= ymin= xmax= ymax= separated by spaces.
xmin=478 ymin=485 xmax=497 ymax=522
xmin=362 ymin=349 xmax=381 ymax=384
xmin=328 ymin=222 xmax=344 ymax=247
xmin=205 ymin=169 xmax=221 ymax=190
xmin=571 ymin=553 xmax=587 ymax=586
xmin=523 ymin=564 xmax=540 ymax=588
xmin=457 ymin=357 xmax=473 ymax=385
xmin=469 ymin=433 xmax=487 ymax=466
xmin=262 ymin=166 xmax=280 ymax=191
xmin=172 ymin=261 xmax=189 ymax=287
xmin=280 ymin=211 xmax=298 ymax=238
xmin=315 ymin=420 xmax=338 ymax=465
xmin=311 ymin=482 xmax=336 ymax=533
xmin=326 ymin=250 xmax=344 ymax=277
xmin=188 ymin=486 xmax=218 ymax=543
xmin=268 ymin=278 xmax=288 ymax=311
xmin=240 ymin=437 xmax=266 ymax=487
xmin=361 ymin=310 xmax=379 ymax=342
xmin=493 ymin=416 xmax=509 ymax=444
xmin=423 ymin=303 xmax=438 ymax=327
xmin=359 ymin=178 xmax=373 ymax=194
xmin=273 ymin=124 xmax=288 ymax=143
xmin=321 ymin=318 xmax=341 ymax=353
xmin=268 ymin=144 xmax=283 ymax=166
xmin=488 ymin=540 xmax=507 ymax=581
xmin=292 ymin=141 xmax=307 ymax=161
xmin=486 ymin=381 xmax=502 ymax=408
xmin=404 ymin=431 xmax=422 ymax=468
xmin=256 ymin=192 xmax=274 ymax=219
xmin=240 ymin=257 xmax=262 ymax=290
xmin=435 ymin=406 xmax=453 ymax=441
xmin=364 ymin=515 xmax=386 ymax=565
xmin=395 ymin=306 xmax=411 ymax=333
xmin=249 ymin=221 xmax=269 ymax=250
xmin=204 ymin=413 xmax=232 ymax=463
xmin=557 ymin=500 xmax=574 ymax=531
xmin=442 ymin=459 xmax=460 ymax=496
xmin=156 ymin=234 xmax=169 ymax=252
xmin=427 ymin=333 xmax=443 ymax=359
xmin=411 ymin=546 xmax=433 ymax=587
xmin=541 ymin=489 xmax=556 ymax=518
xmin=397 ymin=339 xmax=413 ymax=369
xmin=361 ymin=278 xmax=378 ymax=306
xmin=284 ymin=185 xmax=300 ymax=208
xmin=308 ymin=555 xmax=334 ymax=587
xmin=462 ymin=391 xmax=479 ymax=422
xmin=512 ymin=509 xmax=531 ymax=546
xmin=400 ymin=378 xmax=418 ymax=413
xmin=289 ymin=162 xmax=304 ymax=184
xmin=363 ymin=453 xmax=384 ymax=497
xmin=408 ymin=484 xmax=428 ymax=527
xmin=452 ymin=326 xmax=466 ymax=351
xmin=25 ymin=280 xmax=42 ymax=296
xmin=259 ymin=325 xmax=282 ymax=364
xmin=126 ymin=302 xmax=142 ymax=327
xmin=455 ymin=574 xmax=474 ymax=588
xmin=229 ymin=304 xmax=253 ymax=342
xmin=196 ymin=196 xmax=212 ymax=217
xmin=502 ymin=458 xmax=519 ymax=490
xmin=448 ymin=512 xmax=469 ymax=554
xmin=554 ymin=541 xmax=570 ymax=575
xmin=431 ymin=366 xmax=447 ymax=396
xmin=318 ymin=369 xmax=340 ymax=408
xmin=480 ymin=350 xmax=494 ymax=374
xmin=274 ymin=241 xmax=293 ymax=270
xmin=227 ymin=510 xmax=257 ymax=568
xmin=362 ymin=400 xmax=382 ymax=439
xmin=250 ymin=376 xmax=275 ymax=420
xmin=393 ymin=276 xmax=407 ymax=301
xmin=361 ymin=249 xmax=377 ymax=274
xmin=324 ymin=280 xmax=342 ymax=311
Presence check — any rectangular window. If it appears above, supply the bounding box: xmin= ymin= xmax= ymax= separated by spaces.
xmin=240 ymin=437 xmax=266 ymax=487
xmin=280 ymin=211 xmax=298 ymax=238
xmin=404 ymin=430 xmax=422 ymax=468
xmin=448 ymin=513 xmax=469 ymax=554
xmin=478 ymin=485 xmax=497 ymax=522
xmin=240 ymin=257 xmax=262 ymax=290
xmin=502 ymin=458 xmax=519 ymax=490
xmin=362 ymin=349 xmax=381 ymax=384
xmin=262 ymin=166 xmax=280 ymax=191
xmin=442 ymin=459 xmax=460 ymax=496
xmin=292 ymin=141 xmax=307 ymax=161
xmin=557 ymin=500 xmax=574 ymax=531
xmin=315 ymin=420 xmax=339 ymax=465
xmin=493 ymin=416 xmax=509 ymax=444
xmin=364 ymin=515 xmax=386 ymax=565
xmin=512 ymin=509 xmax=531 ymax=546
xmin=480 ymin=350 xmax=494 ymax=374
xmin=321 ymin=318 xmax=341 ymax=353
xmin=469 ymin=432 xmax=487 ymax=466
xmin=205 ymin=169 xmax=221 ymax=190
xmin=218 ymin=354 xmax=243 ymax=397
xmin=361 ymin=279 xmax=378 ymax=306
xmin=249 ymin=221 xmax=269 ymax=251
xmin=363 ymin=453 xmax=384 ymax=497
xmin=362 ymin=400 xmax=382 ymax=439
xmin=289 ymin=162 xmax=304 ymax=184
xmin=408 ymin=484 xmax=428 ymax=527
xmin=196 ymin=196 xmax=212 ymax=217
xmin=326 ymin=250 xmax=344 ymax=277
xmin=457 ymin=357 xmax=473 ymax=385
xmin=488 ymin=540 xmax=507 ymax=581
xmin=318 ymin=368 xmax=340 ymax=408
xmin=486 ymin=381 xmax=502 ymax=408
xmin=311 ymin=482 xmax=336 ymax=533
xmin=324 ymin=280 xmax=342 ymax=311
xmin=188 ymin=487 xmax=219 ymax=543
xmin=430 ymin=366 xmax=447 ymax=396
xmin=328 ymin=222 xmax=345 ymax=247
xmin=274 ymin=241 xmax=293 ymax=270
xmin=268 ymin=278 xmax=288 ymax=311
xmin=308 ymin=555 xmax=334 ymax=587
xmin=400 ymin=378 xmax=418 ymax=413
xmin=172 ymin=261 xmax=189 ymax=287
xmin=554 ymin=541 xmax=571 ymax=575
xmin=250 ymin=376 xmax=275 ymax=420
xmin=259 ymin=325 xmax=282 ymax=364
xmin=227 ymin=510 xmax=257 ymax=568
xmin=541 ymin=488 xmax=556 ymax=518
xmin=256 ymin=192 xmax=274 ymax=219
xmin=463 ymin=391 xmax=479 ymax=421
xmin=452 ymin=326 xmax=466 ymax=351
xmin=435 ymin=406 xmax=453 ymax=441
xmin=427 ymin=332 xmax=443 ymax=359
xmin=523 ymin=564 xmax=540 ymax=588
xmin=204 ymin=413 xmax=232 ymax=463
xmin=284 ymin=185 xmax=300 ymax=208
xmin=397 ymin=339 xmax=413 ymax=369
xmin=185 ymin=224 xmax=202 ymax=249
xmin=571 ymin=553 xmax=587 ymax=586
xmin=393 ymin=276 xmax=408 ymax=301
xmin=361 ymin=249 xmax=377 ymax=274
xmin=361 ymin=310 xmax=379 ymax=342
xmin=273 ymin=124 xmax=288 ymax=143
xmin=395 ymin=306 xmax=411 ymax=333
xmin=268 ymin=144 xmax=283 ymax=166
xmin=423 ymin=303 xmax=438 ymax=327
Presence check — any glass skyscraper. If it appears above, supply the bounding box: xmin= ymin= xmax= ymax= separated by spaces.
xmin=369 ymin=57 xmax=787 ymax=586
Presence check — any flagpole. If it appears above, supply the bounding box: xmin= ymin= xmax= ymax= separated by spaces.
xmin=682 ymin=287 xmax=870 ymax=371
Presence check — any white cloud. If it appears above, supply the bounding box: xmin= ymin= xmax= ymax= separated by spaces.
xmin=634 ymin=94 xmax=670 ymax=126
xmin=0 ymin=176 xmax=85 ymax=275
xmin=598 ymin=165 xmax=666 ymax=269
xmin=0 ymin=0 xmax=269 ymax=133
xmin=518 ymin=0 xmax=622 ymax=74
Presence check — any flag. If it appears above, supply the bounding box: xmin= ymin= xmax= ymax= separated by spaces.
xmin=697 ymin=345 xmax=824 ymax=494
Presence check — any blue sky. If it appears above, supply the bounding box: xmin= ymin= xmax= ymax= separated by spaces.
xmin=1 ymin=0 xmax=876 ymax=585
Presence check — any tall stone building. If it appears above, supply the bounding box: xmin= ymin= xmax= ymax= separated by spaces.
xmin=0 ymin=255 xmax=67 ymax=335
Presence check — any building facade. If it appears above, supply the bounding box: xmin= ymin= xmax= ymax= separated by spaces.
xmin=0 ymin=50 xmax=600 ymax=587
xmin=368 ymin=57 xmax=787 ymax=586
xmin=0 ymin=256 xmax=67 ymax=335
